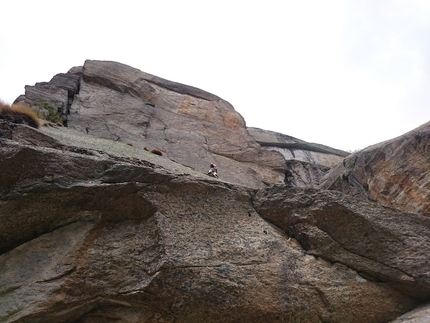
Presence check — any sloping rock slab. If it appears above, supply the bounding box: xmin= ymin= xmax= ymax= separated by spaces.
xmin=16 ymin=60 xmax=289 ymax=188
xmin=254 ymin=185 xmax=430 ymax=300
xmin=247 ymin=127 xmax=348 ymax=187
xmin=319 ymin=121 xmax=430 ymax=215
xmin=390 ymin=302 xmax=430 ymax=322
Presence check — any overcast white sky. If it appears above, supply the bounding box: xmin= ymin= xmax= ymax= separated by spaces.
xmin=1 ymin=0 xmax=429 ymax=151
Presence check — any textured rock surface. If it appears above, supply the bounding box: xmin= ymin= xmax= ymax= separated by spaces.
xmin=247 ymin=127 xmax=348 ymax=187
xmin=390 ymin=302 xmax=430 ymax=322
xmin=319 ymin=121 xmax=430 ymax=215
xmin=254 ymin=186 xmax=430 ymax=300
xmin=15 ymin=60 xmax=347 ymax=189
xmin=247 ymin=127 xmax=348 ymax=166
xmin=0 ymin=120 xmax=428 ymax=323
xmin=16 ymin=60 xmax=287 ymax=188
xmin=2 ymin=60 xmax=429 ymax=322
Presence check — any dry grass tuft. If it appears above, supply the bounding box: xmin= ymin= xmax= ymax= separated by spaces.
xmin=0 ymin=100 xmax=40 ymax=128
xmin=0 ymin=100 xmax=9 ymax=110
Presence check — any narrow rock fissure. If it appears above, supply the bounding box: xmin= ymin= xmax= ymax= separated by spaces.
xmin=35 ymin=265 xmax=76 ymax=283
xmin=310 ymin=228 xmax=415 ymax=283
xmin=3 ymin=219 xmax=83 ymax=255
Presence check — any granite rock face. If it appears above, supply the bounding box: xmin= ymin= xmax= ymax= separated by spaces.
xmin=16 ymin=60 xmax=347 ymax=188
xmin=319 ymin=121 xmax=430 ymax=215
xmin=253 ymin=186 xmax=430 ymax=300
xmin=2 ymin=60 xmax=429 ymax=322
xmin=247 ymin=127 xmax=348 ymax=187
xmin=390 ymin=302 xmax=430 ymax=322
xmin=0 ymin=121 xmax=428 ymax=323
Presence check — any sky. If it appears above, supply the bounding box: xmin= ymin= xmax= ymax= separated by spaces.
xmin=1 ymin=0 xmax=429 ymax=151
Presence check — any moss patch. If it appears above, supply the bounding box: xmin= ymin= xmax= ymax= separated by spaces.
xmin=33 ymin=102 xmax=63 ymax=125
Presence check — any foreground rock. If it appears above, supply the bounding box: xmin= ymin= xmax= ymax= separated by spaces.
xmin=254 ymin=186 xmax=430 ymax=300
xmin=0 ymin=121 xmax=429 ymax=323
xmin=319 ymin=121 xmax=430 ymax=215
xmin=390 ymin=302 xmax=430 ymax=322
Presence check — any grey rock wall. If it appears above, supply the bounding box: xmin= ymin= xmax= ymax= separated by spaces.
xmin=1 ymin=121 xmax=428 ymax=323
xmin=247 ymin=127 xmax=348 ymax=187
xmin=3 ymin=59 xmax=429 ymax=322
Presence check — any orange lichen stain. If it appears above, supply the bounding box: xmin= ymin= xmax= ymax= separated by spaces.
xmin=179 ymin=95 xmax=192 ymax=116
xmin=223 ymin=111 xmax=245 ymax=131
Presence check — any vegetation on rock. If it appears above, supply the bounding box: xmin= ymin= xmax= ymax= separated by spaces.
xmin=0 ymin=100 xmax=40 ymax=128
xmin=32 ymin=102 xmax=63 ymax=125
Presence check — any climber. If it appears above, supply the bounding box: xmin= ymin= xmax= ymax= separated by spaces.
xmin=207 ymin=163 xmax=218 ymax=177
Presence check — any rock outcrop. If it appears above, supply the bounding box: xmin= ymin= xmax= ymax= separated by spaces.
xmin=247 ymin=127 xmax=348 ymax=187
xmin=390 ymin=302 xmax=430 ymax=322
xmin=15 ymin=60 xmax=347 ymax=189
xmin=319 ymin=121 xmax=430 ymax=216
xmin=1 ymin=121 xmax=429 ymax=323
xmin=1 ymin=60 xmax=429 ymax=322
